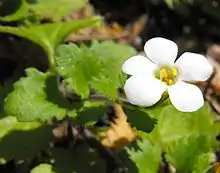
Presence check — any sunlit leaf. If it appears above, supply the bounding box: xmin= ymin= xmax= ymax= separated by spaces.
xmin=31 ymin=164 xmax=55 ymax=173
xmin=166 ymin=135 xmax=215 ymax=173
xmin=126 ymin=138 xmax=161 ymax=173
xmin=148 ymin=103 xmax=218 ymax=172
xmin=149 ymin=103 xmax=217 ymax=146
xmin=165 ymin=0 xmax=181 ymax=8
xmin=192 ymin=152 xmax=214 ymax=173
xmin=55 ymin=41 xmax=136 ymax=99
xmin=4 ymin=68 xmax=70 ymax=122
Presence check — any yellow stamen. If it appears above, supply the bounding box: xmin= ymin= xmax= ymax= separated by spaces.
xmin=171 ymin=68 xmax=177 ymax=76
xmin=168 ymin=79 xmax=173 ymax=85
xmin=161 ymin=68 xmax=168 ymax=78
xmin=156 ymin=66 xmax=178 ymax=86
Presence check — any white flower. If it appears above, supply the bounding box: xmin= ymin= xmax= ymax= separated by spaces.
xmin=122 ymin=37 xmax=213 ymax=112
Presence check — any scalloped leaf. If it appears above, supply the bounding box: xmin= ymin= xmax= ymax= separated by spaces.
xmin=55 ymin=41 xmax=136 ymax=99
xmin=165 ymin=134 xmax=215 ymax=173
xmin=126 ymin=138 xmax=161 ymax=173
xmin=4 ymin=68 xmax=70 ymax=122
xmin=0 ymin=116 xmax=53 ymax=163
xmin=147 ymin=103 xmax=218 ymax=172
xmin=192 ymin=152 xmax=214 ymax=173
xmin=149 ymin=103 xmax=217 ymax=146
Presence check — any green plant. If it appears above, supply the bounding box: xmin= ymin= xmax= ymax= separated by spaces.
xmin=0 ymin=0 xmax=219 ymax=173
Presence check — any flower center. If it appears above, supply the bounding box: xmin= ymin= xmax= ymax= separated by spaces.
xmin=154 ymin=66 xmax=178 ymax=86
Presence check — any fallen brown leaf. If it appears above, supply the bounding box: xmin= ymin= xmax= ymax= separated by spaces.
xmin=99 ymin=104 xmax=136 ymax=150
xmin=215 ymin=162 xmax=220 ymax=173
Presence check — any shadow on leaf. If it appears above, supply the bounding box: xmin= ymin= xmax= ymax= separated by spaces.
xmin=0 ymin=125 xmax=53 ymax=162
xmin=74 ymin=105 xmax=107 ymax=125
xmin=124 ymin=108 xmax=157 ymax=133
xmin=118 ymin=149 xmax=139 ymax=173
xmin=44 ymin=75 xmax=72 ymax=109
xmin=51 ymin=145 xmax=106 ymax=173
xmin=0 ymin=0 xmax=22 ymax=17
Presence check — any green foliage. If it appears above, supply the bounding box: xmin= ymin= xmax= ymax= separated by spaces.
xmin=50 ymin=147 xmax=106 ymax=173
xmin=0 ymin=83 xmax=13 ymax=116
xmin=165 ymin=135 xmax=214 ymax=173
xmin=55 ymin=41 xmax=136 ymax=99
xmin=119 ymin=103 xmax=218 ymax=173
xmin=0 ymin=116 xmax=53 ymax=163
xmin=192 ymin=153 xmax=214 ymax=173
xmin=0 ymin=17 xmax=101 ymax=69
xmin=124 ymin=107 xmax=156 ymax=133
xmin=72 ymin=101 xmax=107 ymax=125
xmin=126 ymin=138 xmax=162 ymax=173
xmin=31 ymin=164 xmax=55 ymax=173
xmin=0 ymin=0 xmax=87 ymax=22
xmin=28 ymin=0 xmax=87 ymax=21
xmin=31 ymin=146 xmax=106 ymax=173
xmin=148 ymin=103 xmax=217 ymax=145
xmin=0 ymin=0 xmax=219 ymax=172
xmin=165 ymin=0 xmax=182 ymax=8
xmin=147 ymin=103 xmax=218 ymax=172
xmin=4 ymin=68 xmax=69 ymax=122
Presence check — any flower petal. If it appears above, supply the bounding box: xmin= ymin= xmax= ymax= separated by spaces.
xmin=144 ymin=37 xmax=178 ymax=65
xmin=168 ymin=81 xmax=204 ymax=112
xmin=175 ymin=52 xmax=213 ymax=81
xmin=124 ymin=75 xmax=167 ymax=106
xmin=122 ymin=55 xmax=156 ymax=76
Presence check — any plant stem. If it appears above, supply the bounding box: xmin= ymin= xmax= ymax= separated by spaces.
xmin=47 ymin=48 xmax=56 ymax=72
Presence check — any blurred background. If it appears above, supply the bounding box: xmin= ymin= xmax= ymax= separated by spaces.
xmin=91 ymin=0 xmax=220 ymax=53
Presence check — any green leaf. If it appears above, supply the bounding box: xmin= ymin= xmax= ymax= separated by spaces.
xmin=90 ymin=41 xmax=136 ymax=98
xmin=0 ymin=17 xmax=101 ymax=69
xmin=0 ymin=0 xmax=28 ymax=21
xmin=73 ymin=101 xmax=107 ymax=125
xmin=192 ymin=152 xmax=214 ymax=173
xmin=0 ymin=82 xmax=13 ymax=117
xmin=55 ymin=41 xmax=136 ymax=99
xmin=56 ymin=44 xmax=101 ymax=98
xmin=124 ymin=107 xmax=156 ymax=133
xmin=165 ymin=0 xmax=181 ymax=8
xmin=0 ymin=116 xmax=53 ymax=163
xmin=147 ymin=103 xmax=218 ymax=173
xmin=149 ymin=103 xmax=217 ymax=147
xmin=31 ymin=164 xmax=55 ymax=173
xmin=126 ymin=138 xmax=161 ymax=173
xmin=165 ymin=134 xmax=215 ymax=173
xmin=28 ymin=0 xmax=87 ymax=21
xmin=0 ymin=116 xmax=17 ymax=139
xmin=4 ymin=68 xmax=70 ymax=122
